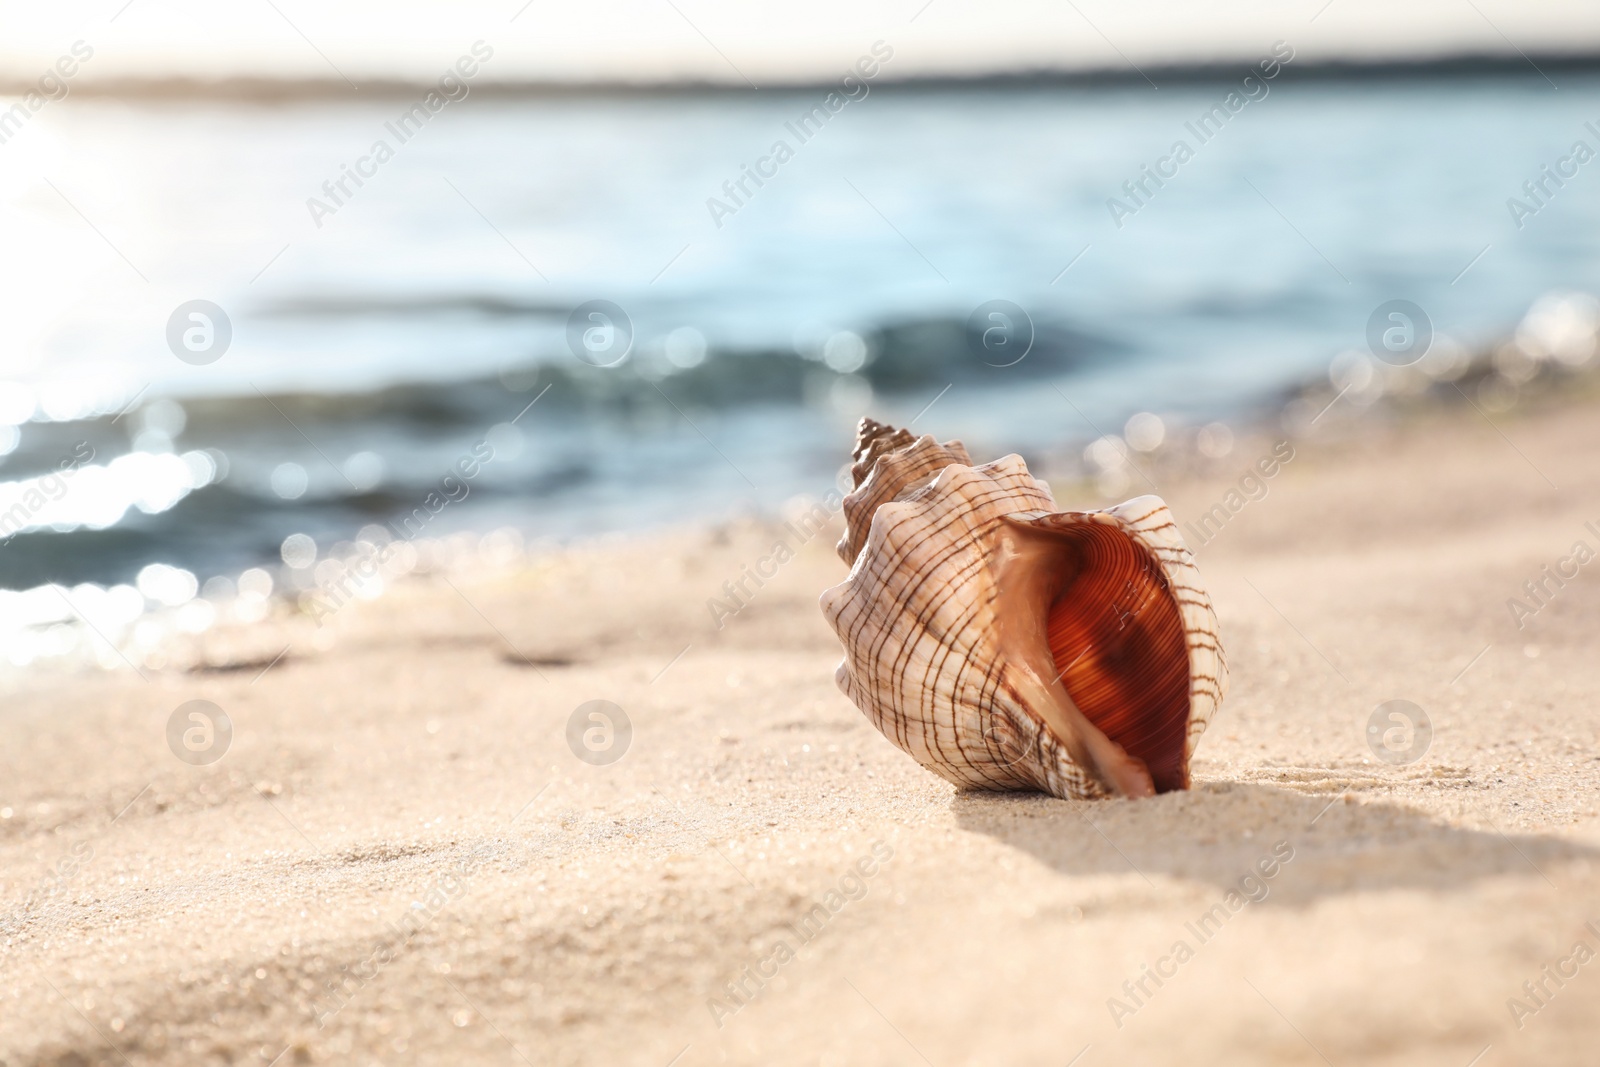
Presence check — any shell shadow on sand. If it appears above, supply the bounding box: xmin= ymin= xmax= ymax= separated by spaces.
xmin=950 ymin=776 xmax=1600 ymax=904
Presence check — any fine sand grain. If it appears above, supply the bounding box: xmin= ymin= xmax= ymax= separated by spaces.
xmin=2 ymin=391 xmax=1599 ymax=1066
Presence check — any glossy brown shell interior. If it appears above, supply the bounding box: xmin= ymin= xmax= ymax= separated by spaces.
xmin=1043 ymin=522 xmax=1191 ymax=793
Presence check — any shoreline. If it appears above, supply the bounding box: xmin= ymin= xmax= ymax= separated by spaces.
xmin=3 ymin=312 xmax=1594 ymax=684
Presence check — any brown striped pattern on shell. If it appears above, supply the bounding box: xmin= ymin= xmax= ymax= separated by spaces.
xmin=820 ymin=426 xmax=1227 ymax=801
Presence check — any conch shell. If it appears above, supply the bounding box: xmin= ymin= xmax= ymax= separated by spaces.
xmin=820 ymin=418 xmax=1226 ymax=800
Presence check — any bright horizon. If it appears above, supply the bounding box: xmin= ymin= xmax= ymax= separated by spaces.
xmin=2 ymin=0 xmax=1599 ymax=86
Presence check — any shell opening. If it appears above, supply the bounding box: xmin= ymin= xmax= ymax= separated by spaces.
xmin=994 ymin=516 xmax=1192 ymax=797
xmin=1042 ymin=523 xmax=1191 ymax=793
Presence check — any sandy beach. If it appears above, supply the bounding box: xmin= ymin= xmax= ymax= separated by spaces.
xmin=2 ymin=385 xmax=1599 ymax=1067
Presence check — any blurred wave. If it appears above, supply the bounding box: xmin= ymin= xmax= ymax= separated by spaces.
xmin=3 ymin=73 xmax=1600 ymax=669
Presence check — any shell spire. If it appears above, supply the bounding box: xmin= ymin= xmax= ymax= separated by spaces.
xmin=836 ymin=417 xmax=972 ymax=566
xmin=821 ymin=419 xmax=1226 ymax=800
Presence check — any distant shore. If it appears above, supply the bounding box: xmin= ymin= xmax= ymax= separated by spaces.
xmin=7 ymin=50 xmax=1600 ymax=102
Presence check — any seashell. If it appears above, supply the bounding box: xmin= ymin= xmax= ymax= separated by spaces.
xmin=821 ymin=418 xmax=1226 ymax=800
